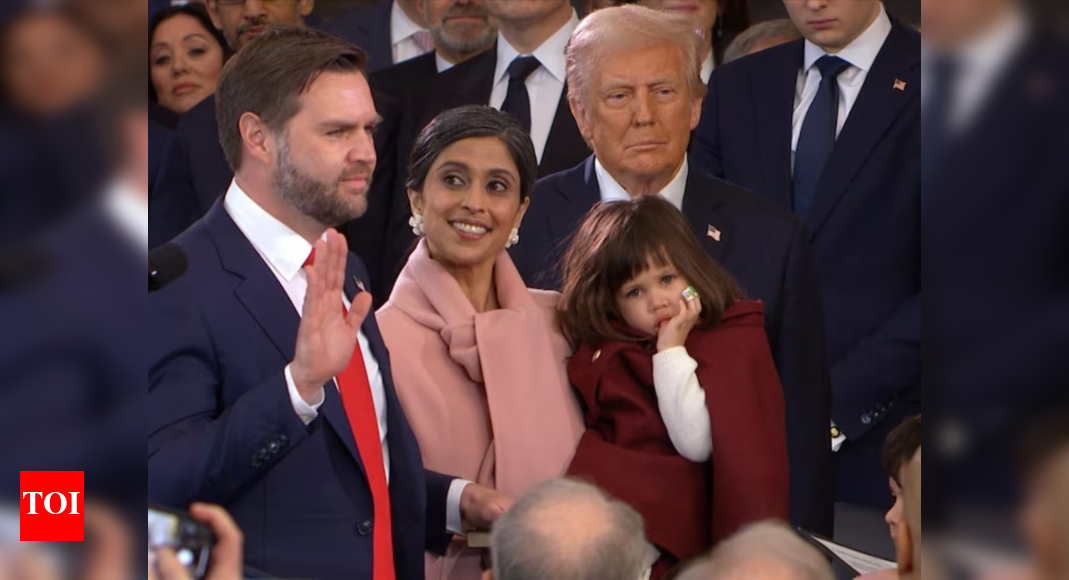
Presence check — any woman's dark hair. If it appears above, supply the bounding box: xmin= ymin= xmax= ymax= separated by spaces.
xmin=406 ymin=105 xmax=538 ymax=203
xmin=148 ymin=3 xmax=230 ymax=105
xmin=557 ymin=196 xmax=745 ymax=347
xmin=881 ymin=415 xmax=921 ymax=487
xmin=622 ymin=0 xmax=751 ymax=65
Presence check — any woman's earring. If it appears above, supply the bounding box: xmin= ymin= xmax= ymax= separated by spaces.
xmin=409 ymin=213 xmax=424 ymax=237
xmin=504 ymin=228 xmax=520 ymax=249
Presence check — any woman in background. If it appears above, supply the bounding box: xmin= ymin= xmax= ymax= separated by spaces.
xmin=149 ymin=4 xmax=228 ymax=119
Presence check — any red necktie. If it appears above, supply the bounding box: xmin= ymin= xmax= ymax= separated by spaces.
xmin=305 ymin=248 xmax=395 ymax=580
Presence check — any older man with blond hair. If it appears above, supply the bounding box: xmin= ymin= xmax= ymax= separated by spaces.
xmin=511 ymin=3 xmax=835 ymax=537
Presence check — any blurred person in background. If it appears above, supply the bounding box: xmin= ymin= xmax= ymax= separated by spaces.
xmin=150 ymin=4 xmax=230 ymax=120
xmin=1015 ymin=410 xmax=1069 ymax=580
xmin=0 ymin=56 xmax=146 ymax=534
xmin=0 ymin=6 xmax=105 ymax=120
xmin=625 ymin=0 xmax=751 ymax=80
xmin=922 ymin=0 xmax=1069 ymax=516
xmin=692 ymin=0 xmax=921 ymax=512
xmin=722 ymin=18 xmax=801 ymax=63
xmin=0 ymin=5 xmax=110 ymax=243
xmin=65 ymin=0 xmax=148 ymax=55
xmin=322 ymin=0 xmax=432 ymax=73
xmin=677 ymin=521 xmax=834 ymax=580
xmin=483 ymin=479 xmax=654 ymax=580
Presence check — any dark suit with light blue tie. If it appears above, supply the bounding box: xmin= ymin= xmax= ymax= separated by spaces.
xmin=147 ymin=201 xmax=453 ymax=580
xmin=691 ymin=18 xmax=921 ymax=509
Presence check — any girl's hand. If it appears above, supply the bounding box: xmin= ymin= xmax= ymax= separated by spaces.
xmin=656 ymin=294 xmax=702 ymax=351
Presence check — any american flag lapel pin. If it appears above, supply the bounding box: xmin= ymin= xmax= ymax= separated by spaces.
xmin=893 ymin=78 xmax=907 ymax=91
xmin=707 ymin=225 xmax=722 ymax=242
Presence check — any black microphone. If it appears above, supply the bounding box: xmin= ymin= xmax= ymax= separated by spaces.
xmin=148 ymin=243 xmax=188 ymax=292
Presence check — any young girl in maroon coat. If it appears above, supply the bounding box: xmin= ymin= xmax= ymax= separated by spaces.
xmin=557 ymin=196 xmax=790 ymax=577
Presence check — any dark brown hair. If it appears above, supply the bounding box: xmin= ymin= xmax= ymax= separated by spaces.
xmin=882 ymin=415 xmax=922 ymax=487
xmin=215 ymin=26 xmax=367 ymax=172
xmin=558 ymin=196 xmax=744 ymax=347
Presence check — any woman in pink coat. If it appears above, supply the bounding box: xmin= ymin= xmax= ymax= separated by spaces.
xmin=376 ymin=106 xmax=584 ymax=580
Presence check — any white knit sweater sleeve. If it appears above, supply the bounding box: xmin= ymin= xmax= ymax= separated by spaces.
xmin=651 ymin=346 xmax=712 ymax=462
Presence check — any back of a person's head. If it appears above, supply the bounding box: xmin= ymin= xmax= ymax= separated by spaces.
xmin=489 ymin=478 xmax=652 ymax=580
xmin=678 ymin=521 xmax=833 ymax=580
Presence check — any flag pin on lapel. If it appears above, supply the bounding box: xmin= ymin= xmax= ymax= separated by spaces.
xmin=893 ymin=79 xmax=907 ymax=91
xmin=707 ymin=225 xmax=722 ymax=242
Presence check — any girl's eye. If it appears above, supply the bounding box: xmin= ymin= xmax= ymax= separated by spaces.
xmin=625 ymin=288 xmax=640 ymax=299
xmin=661 ymin=274 xmax=675 ymax=285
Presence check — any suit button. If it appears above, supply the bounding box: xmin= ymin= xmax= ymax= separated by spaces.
xmin=268 ymin=441 xmax=280 ymax=453
xmin=252 ymin=456 xmax=262 ymax=468
xmin=861 ymin=414 xmax=873 ymax=425
xmin=278 ymin=435 xmax=289 ymax=446
xmin=357 ymin=520 xmax=373 ymax=536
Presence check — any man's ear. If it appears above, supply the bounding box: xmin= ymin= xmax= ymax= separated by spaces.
xmin=568 ymin=97 xmax=594 ymax=146
xmin=205 ymin=0 xmax=224 ymax=30
xmin=237 ymin=112 xmax=274 ymax=167
xmin=298 ymin=0 xmax=315 ymax=18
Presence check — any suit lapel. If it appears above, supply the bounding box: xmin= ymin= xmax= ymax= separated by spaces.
xmin=681 ymin=170 xmax=734 ymax=264
xmin=539 ymin=83 xmax=589 ymax=176
xmin=206 ymin=202 xmax=300 ymax=362
xmin=752 ymin=42 xmax=803 ymax=208
xmin=547 ymin=156 xmax=601 ymax=248
xmin=448 ymin=46 xmax=497 ymax=108
xmin=806 ymin=23 xmax=921 ymax=235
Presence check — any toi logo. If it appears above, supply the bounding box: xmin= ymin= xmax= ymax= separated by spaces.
xmin=20 ymin=471 xmax=84 ymax=541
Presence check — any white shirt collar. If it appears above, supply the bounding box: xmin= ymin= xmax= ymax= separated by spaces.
xmin=494 ymin=9 xmax=579 ymax=86
xmin=390 ymin=0 xmax=426 ymax=47
xmin=700 ymin=52 xmax=715 ymax=86
xmin=803 ymin=3 xmax=892 ymax=73
xmin=103 ymin=178 xmax=148 ymax=253
xmin=594 ymin=155 xmax=690 ymax=211
xmin=222 ymin=180 xmax=314 ymax=282
xmin=435 ymin=51 xmax=454 ymax=73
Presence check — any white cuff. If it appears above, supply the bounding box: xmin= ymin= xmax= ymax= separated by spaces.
xmin=446 ymin=479 xmax=473 ymax=535
xmin=285 ymin=364 xmax=324 ymax=425
xmin=831 ymin=421 xmax=847 ymax=452
xmin=652 ymin=347 xmax=712 ymax=462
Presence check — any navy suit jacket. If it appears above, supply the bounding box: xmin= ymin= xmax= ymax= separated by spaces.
xmin=926 ymin=27 xmax=1069 ymax=505
xmin=147 ymin=202 xmax=452 ymax=580
xmin=512 ymin=157 xmax=834 ymax=535
xmin=691 ymin=21 xmax=921 ymax=495
xmin=149 ymin=120 xmax=196 ymax=248
xmin=0 ymin=205 xmax=144 ymax=523
xmin=321 ymin=0 xmax=394 ymax=73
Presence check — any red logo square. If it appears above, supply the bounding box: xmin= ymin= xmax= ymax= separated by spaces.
xmin=19 ymin=471 xmax=84 ymax=541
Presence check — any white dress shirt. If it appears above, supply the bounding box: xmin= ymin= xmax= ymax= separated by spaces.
xmin=700 ymin=52 xmax=715 ymax=86
xmin=921 ymin=5 xmax=1027 ymax=132
xmin=435 ymin=52 xmax=454 ymax=73
xmin=791 ymin=3 xmax=893 ymax=171
xmin=595 ymin=155 xmax=689 ymax=210
xmin=488 ymin=10 xmax=579 ymax=164
xmin=222 ymin=181 xmax=470 ymax=532
xmin=103 ymin=179 xmax=148 ymax=252
xmin=391 ymin=0 xmax=432 ymax=65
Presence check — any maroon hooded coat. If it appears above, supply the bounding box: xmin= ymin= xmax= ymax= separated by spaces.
xmin=566 ymin=300 xmax=790 ymax=561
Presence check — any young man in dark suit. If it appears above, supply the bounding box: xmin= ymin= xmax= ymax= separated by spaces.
xmin=148 ymin=28 xmax=510 ymax=580
xmin=512 ymin=5 xmax=834 ymax=537
xmin=691 ymin=0 xmax=921 ymax=510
